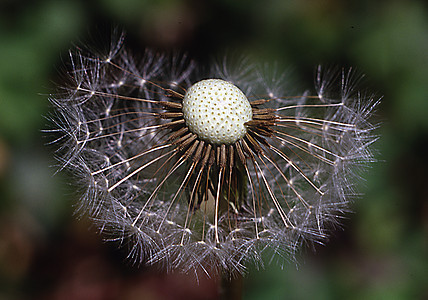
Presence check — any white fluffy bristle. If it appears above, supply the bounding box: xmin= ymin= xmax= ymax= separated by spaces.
xmin=182 ymin=79 xmax=253 ymax=144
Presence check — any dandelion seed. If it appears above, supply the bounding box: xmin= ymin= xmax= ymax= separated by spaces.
xmin=49 ymin=36 xmax=379 ymax=277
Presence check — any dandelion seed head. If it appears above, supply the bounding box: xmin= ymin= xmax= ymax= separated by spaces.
xmin=48 ymin=35 xmax=379 ymax=277
xmin=182 ymin=79 xmax=252 ymax=145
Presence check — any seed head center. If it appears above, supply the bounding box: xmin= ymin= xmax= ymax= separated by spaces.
xmin=182 ymin=79 xmax=253 ymax=144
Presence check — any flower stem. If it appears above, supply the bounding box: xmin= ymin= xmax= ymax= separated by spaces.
xmin=220 ymin=273 xmax=243 ymax=300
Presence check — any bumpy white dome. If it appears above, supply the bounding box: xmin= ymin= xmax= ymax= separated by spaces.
xmin=182 ymin=79 xmax=253 ymax=145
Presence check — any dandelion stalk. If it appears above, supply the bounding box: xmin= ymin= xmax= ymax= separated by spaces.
xmin=220 ymin=273 xmax=243 ymax=300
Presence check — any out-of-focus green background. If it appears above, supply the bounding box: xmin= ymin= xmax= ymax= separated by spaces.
xmin=0 ymin=0 xmax=427 ymax=299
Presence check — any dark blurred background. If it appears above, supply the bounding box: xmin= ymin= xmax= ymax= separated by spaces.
xmin=0 ymin=0 xmax=427 ymax=299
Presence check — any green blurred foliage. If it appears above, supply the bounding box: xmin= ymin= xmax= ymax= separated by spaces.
xmin=0 ymin=0 xmax=427 ymax=299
